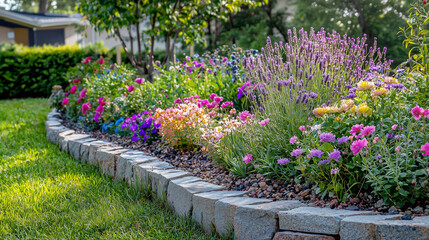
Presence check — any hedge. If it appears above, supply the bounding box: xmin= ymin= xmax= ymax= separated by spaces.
xmin=0 ymin=43 xmax=111 ymax=99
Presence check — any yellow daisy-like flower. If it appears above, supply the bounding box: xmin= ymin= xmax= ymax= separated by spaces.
xmin=371 ymin=87 xmax=389 ymax=99
xmin=357 ymin=81 xmax=375 ymax=91
xmin=384 ymin=76 xmax=398 ymax=84
xmin=335 ymin=116 xmax=341 ymax=121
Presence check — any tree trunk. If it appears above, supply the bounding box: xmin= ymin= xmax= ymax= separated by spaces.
xmin=38 ymin=0 xmax=50 ymax=13
xmin=348 ymin=0 xmax=372 ymax=46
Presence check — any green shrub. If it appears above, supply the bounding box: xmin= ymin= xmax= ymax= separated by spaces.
xmin=0 ymin=43 xmax=110 ymax=99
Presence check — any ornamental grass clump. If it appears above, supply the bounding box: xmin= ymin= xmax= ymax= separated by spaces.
xmin=218 ymin=28 xmax=392 ymax=179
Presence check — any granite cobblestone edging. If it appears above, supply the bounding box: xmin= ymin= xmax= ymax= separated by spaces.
xmin=45 ymin=109 xmax=429 ymax=240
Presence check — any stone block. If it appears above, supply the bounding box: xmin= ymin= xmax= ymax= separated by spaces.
xmin=234 ymin=200 xmax=305 ymax=240
xmin=87 ymin=141 xmax=111 ymax=166
xmin=279 ymin=207 xmax=376 ymax=235
xmin=167 ymin=180 xmax=224 ymax=217
xmin=68 ymin=137 xmax=96 ymax=160
xmin=46 ymin=126 xmax=69 ymax=143
xmin=60 ymin=134 xmax=90 ymax=153
xmin=148 ymin=169 xmax=191 ymax=200
xmin=132 ymin=160 xmax=174 ymax=189
xmin=45 ymin=120 xmax=61 ymax=131
xmin=273 ymin=231 xmax=335 ymax=240
xmin=123 ymin=155 xmax=157 ymax=185
xmin=96 ymin=147 xmax=129 ymax=178
xmin=214 ymin=197 xmax=272 ymax=237
xmin=340 ymin=214 xmax=429 ymax=240
xmin=116 ymin=151 xmax=154 ymax=181
xmin=192 ymin=191 xmax=247 ymax=233
xmin=57 ymin=130 xmax=76 ymax=149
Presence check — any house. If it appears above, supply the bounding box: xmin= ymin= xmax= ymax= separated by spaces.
xmin=0 ymin=9 xmax=83 ymax=46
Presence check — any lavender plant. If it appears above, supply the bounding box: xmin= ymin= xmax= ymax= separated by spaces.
xmin=217 ymin=28 xmax=393 ymax=180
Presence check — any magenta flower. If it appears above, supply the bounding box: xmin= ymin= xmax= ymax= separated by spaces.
xmin=221 ymin=101 xmax=233 ymax=109
xmin=61 ymin=97 xmax=69 ymax=105
xmin=210 ymin=93 xmax=217 ymax=100
xmin=98 ymin=58 xmax=105 ymax=64
xmin=214 ymin=96 xmax=223 ymax=103
xmin=73 ymin=78 xmax=80 ymax=84
xmin=174 ymin=98 xmax=182 ymax=104
xmin=350 ymin=124 xmax=364 ymax=136
xmin=361 ymin=126 xmax=376 ymax=136
xmin=373 ymin=137 xmax=379 ymax=144
xmin=82 ymin=102 xmax=91 ymax=115
xmin=83 ymin=56 xmax=91 ymax=64
xmin=70 ymin=85 xmax=77 ymax=94
xmin=350 ymin=138 xmax=368 ymax=155
xmin=320 ymin=133 xmax=336 ymax=142
xmin=277 ymin=158 xmax=290 ymax=165
xmin=330 ymin=168 xmax=339 ymax=175
xmin=64 ymin=92 xmax=69 ymax=96
xmin=128 ymin=85 xmax=135 ymax=93
xmin=93 ymin=112 xmax=101 ymax=122
xmin=243 ymin=154 xmax=253 ymax=164
xmin=395 ymin=146 xmax=401 ymax=152
xmin=260 ymin=118 xmax=270 ymax=127
xmin=423 ymin=109 xmax=429 ymax=119
xmin=96 ymin=105 xmax=104 ymax=114
xmin=80 ymin=88 xmax=87 ymax=98
xmin=291 ymin=149 xmax=303 ymax=157
xmin=411 ymin=105 xmax=424 ymax=120
xmin=98 ymin=97 xmax=106 ymax=106
xmin=421 ymin=142 xmax=429 ymax=156
xmin=290 ymin=136 xmax=298 ymax=144
xmin=392 ymin=124 xmax=398 ymax=130
xmin=309 ymin=149 xmax=324 ymax=158
xmin=136 ymin=78 xmax=145 ymax=84
xmin=239 ymin=111 xmax=252 ymax=121
xmin=299 ymin=125 xmax=305 ymax=132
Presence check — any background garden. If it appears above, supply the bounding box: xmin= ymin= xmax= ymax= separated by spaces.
xmin=1 ymin=0 xmax=429 ymax=238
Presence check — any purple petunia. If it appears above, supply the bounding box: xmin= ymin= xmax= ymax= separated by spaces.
xmin=291 ymin=149 xmax=303 ymax=157
xmin=328 ymin=149 xmax=341 ymax=161
xmin=320 ymin=133 xmax=336 ymax=142
xmin=131 ymin=132 xmax=139 ymax=141
xmin=309 ymin=149 xmax=324 ymax=158
xmin=337 ymin=136 xmax=349 ymax=144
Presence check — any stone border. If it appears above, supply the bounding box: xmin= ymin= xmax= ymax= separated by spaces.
xmin=45 ymin=109 xmax=429 ymax=240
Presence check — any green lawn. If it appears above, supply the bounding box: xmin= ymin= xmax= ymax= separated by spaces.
xmin=0 ymin=98 xmax=220 ymax=239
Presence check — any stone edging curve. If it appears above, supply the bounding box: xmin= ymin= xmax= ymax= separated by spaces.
xmin=45 ymin=109 xmax=429 ymax=240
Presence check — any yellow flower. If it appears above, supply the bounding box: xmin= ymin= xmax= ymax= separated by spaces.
xmin=384 ymin=76 xmax=398 ymax=84
xmin=371 ymin=87 xmax=389 ymax=99
xmin=313 ymin=107 xmax=329 ymax=117
xmin=339 ymin=99 xmax=354 ymax=112
xmin=335 ymin=116 xmax=341 ymax=121
xmin=327 ymin=106 xmax=341 ymax=113
xmin=357 ymin=103 xmax=373 ymax=117
xmin=357 ymin=81 xmax=375 ymax=91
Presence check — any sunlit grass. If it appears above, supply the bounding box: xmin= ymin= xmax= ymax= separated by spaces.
xmin=0 ymin=98 xmax=219 ymax=239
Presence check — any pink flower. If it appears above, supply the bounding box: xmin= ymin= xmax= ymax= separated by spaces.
xmin=98 ymin=97 xmax=106 ymax=106
xmin=80 ymin=88 xmax=87 ymax=98
xmin=373 ymin=137 xmax=379 ymax=144
xmin=83 ymin=56 xmax=91 ymax=64
xmin=392 ymin=124 xmax=398 ymax=130
xmin=136 ymin=78 xmax=145 ymax=84
xmin=243 ymin=154 xmax=253 ymax=164
xmin=174 ymin=98 xmax=182 ymax=104
xmin=259 ymin=118 xmax=270 ymax=127
xmin=411 ymin=105 xmax=424 ymax=120
xmin=98 ymin=58 xmax=105 ymax=64
xmin=230 ymin=109 xmax=237 ymax=115
xmin=64 ymin=92 xmax=69 ymax=96
xmin=361 ymin=126 xmax=376 ymax=136
xmin=421 ymin=142 xmax=429 ymax=156
xmin=395 ymin=146 xmax=401 ymax=152
xmin=239 ymin=111 xmax=252 ymax=121
xmin=221 ymin=101 xmax=233 ymax=109
xmin=93 ymin=112 xmax=101 ymax=122
xmin=73 ymin=78 xmax=80 ymax=84
xmin=299 ymin=126 xmax=305 ymax=132
xmin=330 ymin=167 xmax=339 ymax=175
xmin=423 ymin=109 xmax=429 ymax=119
xmin=70 ymin=85 xmax=77 ymax=94
xmin=61 ymin=97 xmax=69 ymax=105
xmin=96 ymin=105 xmax=104 ymax=114
xmin=350 ymin=124 xmax=364 ymax=136
xmin=290 ymin=136 xmax=298 ymax=144
xmin=210 ymin=93 xmax=217 ymax=100
xmin=128 ymin=85 xmax=135 ymax=92
xmin=77 ymin=97 xmax=82 ymax=103
xmin=214 ymin=96 xmax=223 ymax=103
xmin=82 ymin=102 xmax=91 ymax=115
xmin=350 ymin=138 xmax=368 ymax=155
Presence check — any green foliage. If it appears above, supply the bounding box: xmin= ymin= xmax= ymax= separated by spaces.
xmin=0 ymin=43 xmax=110 ymax=99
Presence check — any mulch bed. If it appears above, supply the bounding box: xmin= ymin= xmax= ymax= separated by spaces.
xmin=61 ymin=116 xmax=429 ymax=216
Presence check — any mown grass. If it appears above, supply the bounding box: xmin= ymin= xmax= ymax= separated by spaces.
xmin=0 ymin=98 xmax=220 ymax=239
